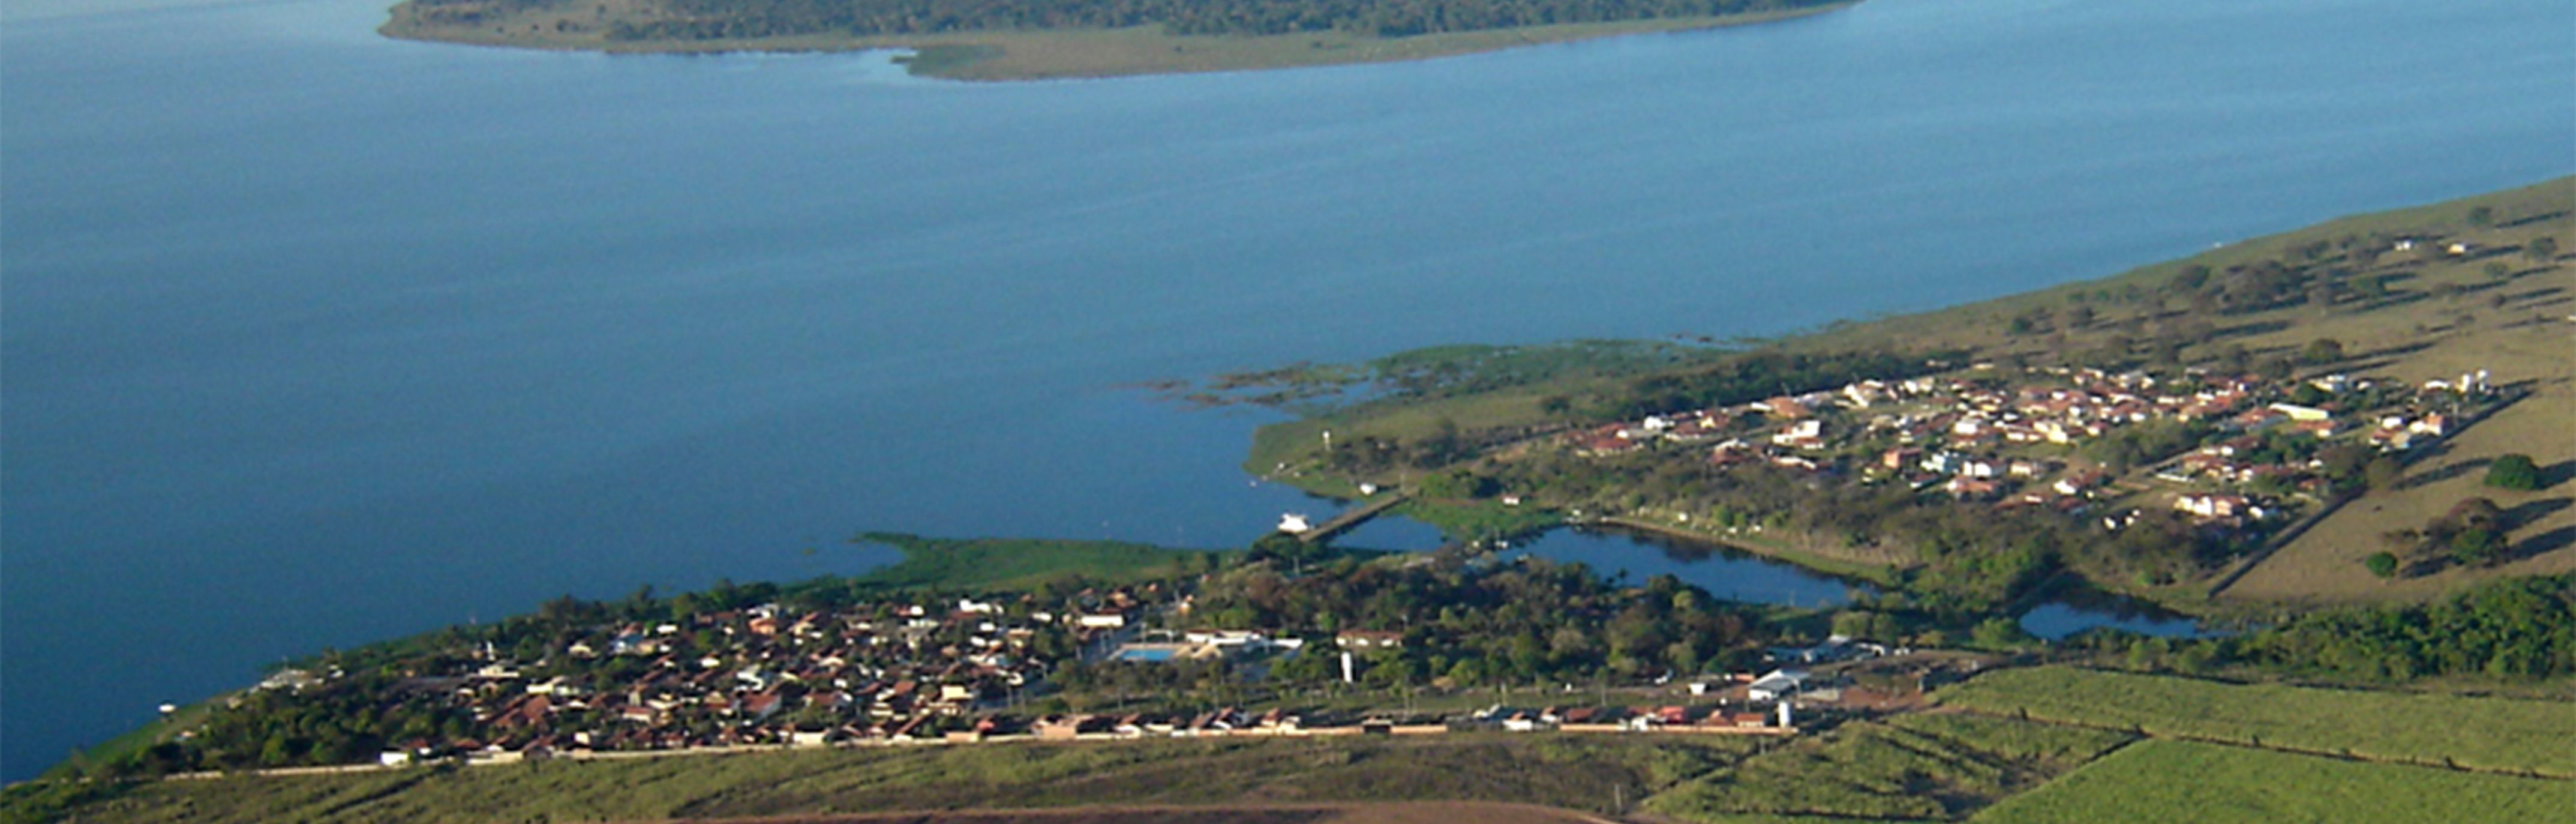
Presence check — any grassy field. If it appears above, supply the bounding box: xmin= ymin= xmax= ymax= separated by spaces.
xmin=849 ymin=533 xmax=1225 ymax=590
xmin=1644 ymin=714 xmax=2133 ymax=822
xmin=1766 ymin=177 xmax=2573 ymax=364
xmin=2223 ymin=379 xmax=2575 ymax=605
xmin=1934 ymin=666 xmax=2576 ymax=777
xmin=379 ymin=0 xmax=1854 ymax=80
xmin=1970 ymin=739 xmax=2576 ymax=824
xmin=19 ymin=733 xmax=1751 ymax=823
xmin=1782 ymin=177 xmax=2575 ymax=608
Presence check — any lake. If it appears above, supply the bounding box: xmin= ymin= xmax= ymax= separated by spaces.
xmin=2 ymin=0 xmax=2568 ymax=780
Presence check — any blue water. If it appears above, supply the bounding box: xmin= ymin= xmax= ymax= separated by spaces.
xmin=4 ymin=0 xmax=2569 ymax=780
xmin=2019 ymin=602 xmax=2212 ymax=641
xmin=1509 ymin=528 xmax=1866 ymax=608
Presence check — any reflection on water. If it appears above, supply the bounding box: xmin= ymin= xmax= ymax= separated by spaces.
xmin=1505 ymin=525 xmax=1865 ymax=609
xmin=1329 ymin=516 xmax=1862 ymax=607
xmin=2017 ymin=588 xmax=2216 ymax=640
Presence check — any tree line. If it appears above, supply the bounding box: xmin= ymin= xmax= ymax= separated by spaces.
xmin=2081 ymin=574 xmax=2575 ymax=682
xmin=1195 ymin=553 xmax=1776 ymax=687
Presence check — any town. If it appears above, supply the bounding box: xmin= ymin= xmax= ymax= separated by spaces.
xmin=1555 ymin=360 xmax=2504 ymax=545
xmin=182 ymin=586 xmax=1973 ymax=777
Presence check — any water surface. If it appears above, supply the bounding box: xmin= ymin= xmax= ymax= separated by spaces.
xmin=5 ymin=0 xmax=2569 ymax=778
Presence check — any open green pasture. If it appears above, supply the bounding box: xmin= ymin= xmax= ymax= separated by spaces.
xmin=14 ymin=733 xmax=1749 ymax=824
xmin=1646 ymin=714 xmax=2133 ymax=822
xmin=1935 ymin=666 xmax=2576 ymax=776
xmin=1971 ymin=738 xmax=2576 ymax=824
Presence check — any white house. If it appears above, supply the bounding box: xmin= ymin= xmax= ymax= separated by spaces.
xmin=1748 ymin=669 xmax=1808 ymax=702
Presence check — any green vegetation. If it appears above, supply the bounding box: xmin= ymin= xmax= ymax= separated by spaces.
xmin=1242 ymin=176 xmax=2573 ymax=621
xmin=25 ymin=179 xmax=2570 ymax=823
xmin=1199 ymin=555 xmax=1780 ymax=685
xmin=2368 ymin=498 xmax=2538 ymax=577
xmin=851 ymin=532 xmax=1227 ymax=590
xmin=1647 ymin=715 xmax=2132 ymax=821
xmin=1936 ymin=666 xmax=2576 ymax=776
xmin=1391 ymin=497 xmax=1564 ymax=544
xmin=381 ymin=0 xmax=1855 ymax=79
xmin=7 ymin=733 xmax=1748 ymax=823
xmin=2485 ymin=453 xmax=2544 ymax=491
xmin=409 ymin=0 xmax=1848 ymax=41
xmin=1971 ymin=739 xmax=2576 ymax=824
xmin=2077 ymin=573 xmax=2575 ymax=682
xmin=2365 ymin=550 xmax=2400 ymax=579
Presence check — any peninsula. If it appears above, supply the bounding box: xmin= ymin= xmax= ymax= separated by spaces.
xmin=1216 ymin=177 xmax=2576 ymax=621
xmin=378 ymin=0 xmax=1856 ymax=79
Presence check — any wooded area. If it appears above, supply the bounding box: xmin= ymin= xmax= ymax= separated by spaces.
xmin=403 ymin=0 xmax=1839 ymax=40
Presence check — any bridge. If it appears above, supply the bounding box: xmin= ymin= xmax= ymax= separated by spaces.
xmin=1296 ymin=492 xmax=1412 ymax=544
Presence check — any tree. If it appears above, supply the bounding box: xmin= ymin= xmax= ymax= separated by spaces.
xmin=1419 ymin=468 xmax=1497 ymax=500
xmin=2446 ymin=496 xmax=2505 ymax=532
xmin=2526 ymin=236 xmax=2558 ymax=263
xmin=2365 ymin=457 xmax=2406 ymax=492
xmin=1969 ymin=617 xmax=2029 ymax=651
xmin=2169 ymin=264 xmax=2212 ymax=293
xmin=2301 ymin=337 xmax=2345 ymax=365
xmin=2317 ymin=443 xmax=2373 ymax=486
xmin=2365 ymin=551 xmax=2400 ymax=579
xmin=2466 ymin=205 xmax=2494 ymax=227
xmin=2485 ymin=454 xmax=2543 ymax=491
xmin=2450 ymin=528 xmax=2505 ymax=567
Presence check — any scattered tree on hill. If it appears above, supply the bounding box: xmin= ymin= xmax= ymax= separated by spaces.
xmin=2526 ymin=236 xmax=2558 ymax=263
xmin=2484 ymin=453 xmax=2542 ymax=491
xmin=2364 ymin=550 xmax=2400 ymax=579
xmin=2299 ymin=337 xmax=2344 ymax=365
xmin=2451 ymin=527 xmax=2507 ymax=568
xmin=2364 ymin=456 xmax=2406 ymax=492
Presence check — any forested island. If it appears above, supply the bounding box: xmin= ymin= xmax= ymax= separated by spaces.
xmin=379 ymin=0 xmax=1854 ymax=79
xmin=7 ymin=179 xmax=2574 ymax=824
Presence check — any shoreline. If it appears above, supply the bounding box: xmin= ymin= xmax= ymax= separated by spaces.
xmin=376 ymin=4 xmax=1859 ymax=80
